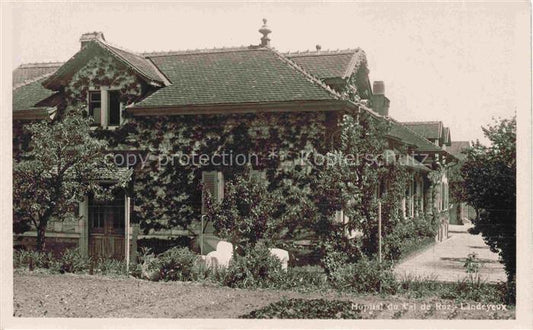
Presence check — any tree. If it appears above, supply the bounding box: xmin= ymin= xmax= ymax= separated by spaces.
xmin=13 ymin=113 xmax=131 ymax=251
xmin=459 ymin=117 xmax=516 ymax=286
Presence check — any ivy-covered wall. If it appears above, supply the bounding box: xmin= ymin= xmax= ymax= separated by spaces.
xmin=114 ymin=111 xmax=333 ymax=234
xmin=59 ymin=53 xmax=149 ymax=118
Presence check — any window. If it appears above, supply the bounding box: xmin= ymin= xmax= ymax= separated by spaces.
xmin=88 ymin=89 xmax=122 ymax=127
xmin=88 ymin=91 xmax=102 ymax=125
xmin=109 ymin=90 xmax=121 ymax=126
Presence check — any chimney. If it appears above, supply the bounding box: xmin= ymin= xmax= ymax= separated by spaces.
xmin=371 ymin=81 xmax=390 ymax=117
xmin=80 ymin=32 xmax=105 ymax=49
xmin=316 ymin=44 xmax=322 ymax=52
xmin=258 ymin=19 xmax=271 ymax=47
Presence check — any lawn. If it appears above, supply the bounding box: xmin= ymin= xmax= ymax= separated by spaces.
xmin=13 ymin=270 xmax=514 ymax=319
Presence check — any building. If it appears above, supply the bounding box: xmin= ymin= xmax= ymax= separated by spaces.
xmin=12 ymin=21 xmax=457 ymax=260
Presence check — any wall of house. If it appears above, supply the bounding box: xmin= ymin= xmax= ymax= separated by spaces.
xmin=115 ymin=111 xmax=332 ymax=238
xmin=64 ymin=54 xmax=146 ymax=108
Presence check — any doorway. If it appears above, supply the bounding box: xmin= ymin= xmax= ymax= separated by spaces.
xmin=88 ymin=190 xmax=125 ymax=259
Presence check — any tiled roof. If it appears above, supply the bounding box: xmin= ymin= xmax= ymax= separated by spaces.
xmin=13 ymin=62 xmax=62 ymax=87
xmin=13 ymin=75 xmax=57 ymax=111
xmin=133 ymin=47 xmax=340 ymax=109
xmin=388 ymin=120 xmax=443 ymax=153
xmin=285 ymin=49 xmax=364 ymax=80
xmin=103 ymin=42 xmax=170 ymax=85
xmin=402 ymin=121 xmax=443 ymax=140
xmin=448 ymin=141 xmax=471 ymax=160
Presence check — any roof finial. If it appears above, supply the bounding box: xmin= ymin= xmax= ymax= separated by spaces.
xmin=259 ymin=18 xmax=271 ymax=47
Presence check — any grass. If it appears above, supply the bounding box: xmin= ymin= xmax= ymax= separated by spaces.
xmin=239 ymin=298 xmax=363 ymax=319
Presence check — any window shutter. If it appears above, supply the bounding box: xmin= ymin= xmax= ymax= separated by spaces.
xmin=202 ymin=171 xmax=224 ymax=214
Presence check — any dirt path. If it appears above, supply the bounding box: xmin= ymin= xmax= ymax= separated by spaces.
xmin=394 ymin=224 xmax=506 ymax=283
xmin=13 ymin=271 xmax=513 ymax=319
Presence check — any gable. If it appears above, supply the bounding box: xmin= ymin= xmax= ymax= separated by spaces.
xmin=64 ymin=54 xmax=145 ymax=106
xmin=286 ymin=49 xmax=371 ymax=98
xmin=43 ymin=41 xmax=167 ymax=91
xmin=402 ymin=121 xmax=443 ymax=140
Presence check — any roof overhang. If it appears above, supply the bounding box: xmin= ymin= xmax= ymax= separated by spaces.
xmin=127 ymin=99 xmax=349 ymax=116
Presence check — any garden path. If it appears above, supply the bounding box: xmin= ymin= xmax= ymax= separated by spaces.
xmin=394 ymin=224 xmax=507 ymax=283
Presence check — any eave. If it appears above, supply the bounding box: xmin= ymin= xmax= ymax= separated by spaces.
xmin=127 ymin=99 xmax=349 ymax=116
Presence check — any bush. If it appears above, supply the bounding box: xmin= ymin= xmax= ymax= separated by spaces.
xmin=223 ymin=244 xmax=282 ymax=288
xmin=326 ymin=255 xmax=398 ymax=294
xmin=91 ymin=258 xmax=128 ymax=276
xmin=55 ymin=248 xmax=89 ymax=273
xmin=277 ymin=266 xmax=328 ymax=291
xmin=239 ymin=298 xmax=362 ymax=319
xmin=153 ymin=247 xmax=199 ymax=281
xmin=13 ymin=249 xmax=54 ymax=270
xmin=383 ymin=215 xmax=437 ymax=261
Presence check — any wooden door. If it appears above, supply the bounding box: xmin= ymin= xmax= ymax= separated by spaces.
xmin=88 ymin=193 xmax=125 ymax=259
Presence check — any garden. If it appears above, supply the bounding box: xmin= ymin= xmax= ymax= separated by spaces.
xmin=13 ymin=242 xmax=513 ymax=319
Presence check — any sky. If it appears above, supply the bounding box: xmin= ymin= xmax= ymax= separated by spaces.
xmin=6 ymin=2 xmax=527 ymax=144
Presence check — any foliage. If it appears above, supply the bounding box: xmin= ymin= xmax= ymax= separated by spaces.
xmin=150 ymin=247 xmax=199 ymax=281
xmin=383 ymin=215 xmax=437 ymax=261
xmin=275 ymin=266 xmax=329 ymax=291
xmin=206 ymin=169 xmax=279 ymax=251
xmin=13 ymin=250 xmax=55 ymax=270
xmin=459 ymin=116 xmax=516 ymax=287
xmin=13 ymin=113 xmax=131 ymax=251
xmin=91 ymin=258 xmax=128 ymax=276
xmin=239 ymin=298 xmax=362 ymax=319
xmin=397 ymin=274 xmax=509 ymax=304
xmin=324 ymin=254 xmax=398 ymax=294
xmin=223 ymin=244 xmax=283 ymax=288
xmin=118 ymin=111 xmax=327 ymax=234
xmin=52 ymin=248 xmax=90 ymax=273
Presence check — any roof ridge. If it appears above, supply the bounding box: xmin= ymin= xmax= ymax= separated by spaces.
xmin=284 ymin=48 xmax=357 ymax=56
xmin=402 ymin=120 xmax=442 ymax=125
xmin=143 ymin=46 xmax=257 ymax=57
xmin=13 ymin=72 xmax=55 ymax=90
xmin=268 ymin=47 xmax=342 ymax=101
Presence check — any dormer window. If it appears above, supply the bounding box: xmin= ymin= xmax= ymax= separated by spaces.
xmin=88 ymin=89 xmax=122 ymax=127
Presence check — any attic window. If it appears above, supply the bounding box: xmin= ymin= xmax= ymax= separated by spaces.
xmin=88 ymin=89 xmax=122 ymax=127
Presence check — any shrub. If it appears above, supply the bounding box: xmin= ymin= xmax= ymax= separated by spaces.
xmin=239 ymin=298 xmax=362 ymax=319
xmin=277 ymin=266 xmax=328 ymax=291
xmin=92 ymin=258 xmax=128 ymax=276
xmin=154 ymin=247 xmax=199 ymax=281
xmin=55 ymin=248 xmax=89 ymax=273
xmin=223 ymin=244 xmax=282 ymax=288
xmin=383 ymin=215 xmax=437 ymax=261
xmin=13 ymin=249 xmax=54 ymax=270
xmin=326 ymin=255 xmax=398 ymax=294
